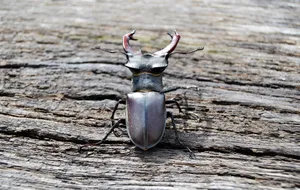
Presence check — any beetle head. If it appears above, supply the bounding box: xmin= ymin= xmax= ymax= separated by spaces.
xmin=123 ymin=30 xmax=180 ymax=73
xmin=125 ymin=53 xmax=168 ymax=75
xmin=96 ymin=30 xmax=203 ymax=92
xmin=122 ymin=30 xmax=180 ymax=92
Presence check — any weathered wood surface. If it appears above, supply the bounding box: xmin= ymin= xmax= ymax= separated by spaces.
xmin=0 ymin=0 xmax=299 ymax=189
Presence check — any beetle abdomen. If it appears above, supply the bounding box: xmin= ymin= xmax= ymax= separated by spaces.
xmin=126 ymin=92 xmax=166 ymax=150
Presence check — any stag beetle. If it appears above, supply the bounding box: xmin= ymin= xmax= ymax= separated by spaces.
xmin=93 ymin=30 xmax=203 ymax=154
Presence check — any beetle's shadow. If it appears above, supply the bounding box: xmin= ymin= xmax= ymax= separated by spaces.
xmin=131 ymin=143 xmax=186 ymax=163
xmin=113 ymin=128 xmax=188 ymax=162
xmin=131 ymin=129 xmax=205 ymax=162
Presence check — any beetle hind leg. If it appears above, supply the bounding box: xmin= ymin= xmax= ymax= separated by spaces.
xmin=167 ymin=111 xmax=196 ymax=159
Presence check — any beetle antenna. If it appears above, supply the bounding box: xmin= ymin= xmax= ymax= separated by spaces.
xmin=169 ymin=46 xmax=204 ymax=55
xmin=93 ymin=46 xmax=127 ymax=55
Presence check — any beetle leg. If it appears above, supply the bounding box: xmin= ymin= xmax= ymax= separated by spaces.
xmin=110 ymin=99 xmax=126 ymax=136
xmin=168 ymin=46 xmax=204 ymax=56
xmin=161 ymin=85 xmax=200 ymax=94
xmin=111 ymin=99 xmax=125 ymax=121
xmin=95 ymin=118 xmax=126 ymax=145
xmin=165 ymin=99 xmax=183 ymax=113
xmin=167 ymin=111 xmax=196 ymax=159
xmin=165 ymin=91 xmax=201 ymax=121
xmin=166 ymin=98 xmax=200 ymax=121
xmin=160 ymin=86 xmax=181 ymax=93
xmin=79 ymin=119 xmax=126 ymax=152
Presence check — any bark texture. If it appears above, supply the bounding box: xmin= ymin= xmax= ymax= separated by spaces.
xmin=0 ymin=0 xmax=299 ymax=189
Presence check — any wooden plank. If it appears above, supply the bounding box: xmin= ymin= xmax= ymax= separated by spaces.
xmin=0 ymin=0 xmax=299 ymax=189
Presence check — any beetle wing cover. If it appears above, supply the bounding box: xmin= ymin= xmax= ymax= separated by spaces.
xmin=126 ymin=92 xmax=166 ymax=150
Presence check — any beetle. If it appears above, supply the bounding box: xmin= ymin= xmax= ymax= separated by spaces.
xmin=92 ymin=30 xmax=203 ymax=154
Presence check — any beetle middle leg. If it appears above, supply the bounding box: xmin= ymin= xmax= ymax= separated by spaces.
xmin=79 ymin=99 xmax=126 ymax=152
xmin=97 ymin=98 xmax=126 ymax=142
xmin=95 ymin=99 xmax=126 ymax=143
xmin=78 ymin=118 xmax=126 ymax=157
xmin=166 ymin=98 xmax=199 ymax=120
xmin=166 ymin=99 xmax=183 ymax=113
xmin=167 ymin=111 xmax=195 ymax=159
xmin=79 ymin=118 xmax=126 ymax=152
xmin=165 ymin=91 xmax=200 ymax=121
xmin=94 ymin=118 xmax=126 ymax=145
xmin=110 ymin=99 xmax=126 ymax=137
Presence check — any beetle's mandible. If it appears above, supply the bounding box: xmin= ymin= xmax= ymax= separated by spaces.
xmin=94 ymin=30 xmax=203 ymax=152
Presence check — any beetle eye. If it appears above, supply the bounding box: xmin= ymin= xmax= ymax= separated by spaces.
xmin=151 ymin=67 xmax=166 ymax=74
xmin=129 ymin=68 xmax=141 ymax=74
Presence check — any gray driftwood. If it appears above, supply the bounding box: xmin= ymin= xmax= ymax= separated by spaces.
xmin=0 ymin=0 xmax=299 ymax=189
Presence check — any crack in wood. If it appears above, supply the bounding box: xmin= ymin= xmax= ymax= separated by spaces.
xmin=1 ymin=125 xmax=299 ymax=160
xmin=1 ymin=0 xmax=299 ymax=188
xmin=0 ymin=64 xmax=52 ymax=69
xmin=64 ymin=94 xmax=120 ymax=101
xmin=211 ymin=100 xmax=300 ymax=114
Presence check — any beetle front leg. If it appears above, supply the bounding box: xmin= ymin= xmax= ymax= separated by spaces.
xmin=161 ymin=85 xmax=200 ymax=94
xmin=167 ymin=111 xmax=195 ymax=159
xmin=160 ymin=86 xmax=181 ymax=93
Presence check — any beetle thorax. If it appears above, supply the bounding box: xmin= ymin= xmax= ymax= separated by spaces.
xmin=125 ymin=54 xmax=168 ymax=92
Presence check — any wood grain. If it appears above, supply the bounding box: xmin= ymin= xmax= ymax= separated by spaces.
xmin=0 ymin=0 xmax=299 ymax=189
